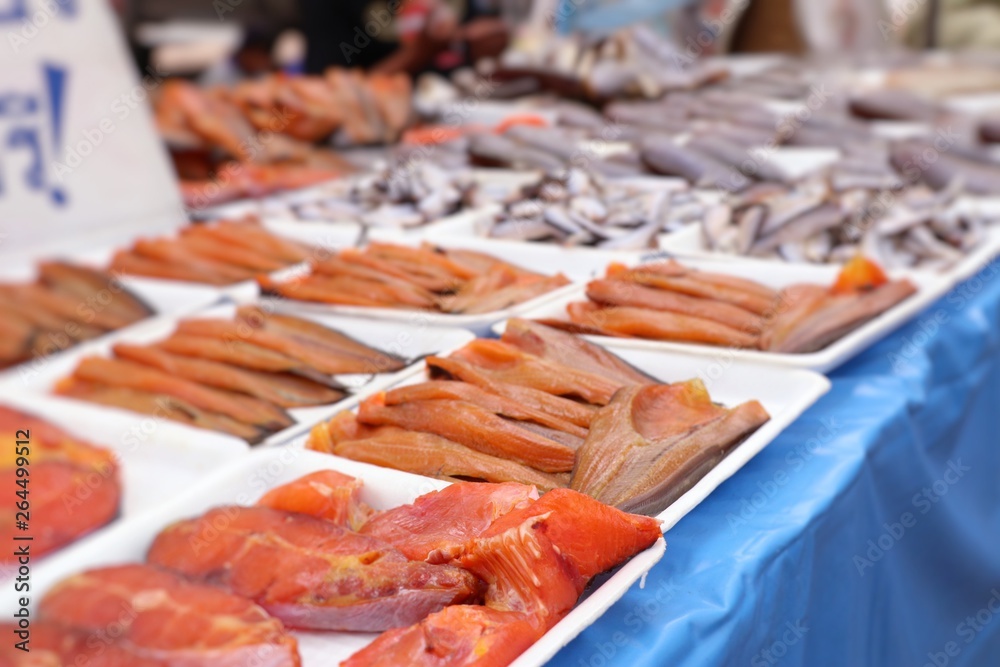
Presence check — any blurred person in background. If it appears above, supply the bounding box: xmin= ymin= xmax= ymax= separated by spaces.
xmin=298 ymin=0 xmax=510 ymax=74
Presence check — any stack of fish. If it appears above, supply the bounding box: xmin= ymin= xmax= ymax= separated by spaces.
xmin=0 ymin=406 xmax=121 ymax=559
xmin=310 ymin=319 xmax=770 ymax=515
xmin=288 ymin=163 xmax=476 ymax=228
xmin=700 ymin=173 xmax=993 ymax=270
xmin=54 ymin=306 xmax=405 ymax=443
xmin=5 ymin=472 xmax=661 ymax=666
xmin=108 ymin=219 xmax=316 ymax=285
xmin=0 ymin=262 xmax=153 ymax=370
xmin=486 ymin=169 xmax=703 ymax=249
xmin=156 ymin=72 xmax=410 ymax=153
xmin=260 ymin=242 xmax=570 ymax=314
xmin=548 ymin=258 xmax=917 ymax=353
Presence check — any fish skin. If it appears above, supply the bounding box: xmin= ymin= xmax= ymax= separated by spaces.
xmin=332 ymin=432 xmax=569 ymax=494
xmin=766 ymin=280 xmax=918 ymax=353
xmin=357 ymin=394 xmax=576 ymax=473
xmin=759 ymin=284 xmax=831 ymax=351
xmin=360 ymin=482 xmax=538 ymax=563
xmin=340 ymin=605 xmax=541 ymax=667
xmin=236 ymin=306 xmax=405 ymax=373
xmin=175 ymin=234 xmax=288 ymax=272
xmin=571 ymin=382 xmax=770 ymax=514
xmin=112 ymin=343 xmax=344 ymax=408
xmin=261 ymin=273 xmax=409 ymax=307
xmin=156 ymin=333 xmax=307 ymax=372
xmin=426 ymin=355 xmax=598 ymax=429
xmin=182 ymin=219 xmax=314 ymax=264
xmin=36 ymin=261 xmax=154 ymax=324
xmin=385 ymin=381 xmax=588 ymax=438
xmin=37 ymin=564 xmax=301 ymax=667
xmin=567 ymin=301 xmax=760 ymax=348
xmin=69 ymin=356 xmax=293 ymax=432
xmin=610 ymin=260 xmax=780 ymax=304
xmin=257 ymin=470 xmax=373 ymax=530
xmin=0 ymin=406 xmax=120 ymax=560
xmin=617 ymin=268 xmax=777 ymax=316
xmin=147 ymin=506 xmax=481 ymax=631
xmin=449 ymin=339 xmax=625 ymax=406
xmin=109 ymin=250 xmax=235 ymax=285
xmin=130 ymin=238 xmax=258 ymax=283
xmin=0 ymin=283 xmax=128 ymax=331
xmin=586 ymin=278 xmax=765 ymax=334
xmin=308 ymin=256 xmax=438 ymax=308
xmin=54 ymin=378 xmax=267 ymax=443
xmin=175 ymin=318 xmax=385 ymax=375
xmin=0 ymin=289 xmax=105 ymax=341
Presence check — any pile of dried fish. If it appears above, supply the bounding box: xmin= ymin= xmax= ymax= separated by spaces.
xmin=487 ymin=169 xmax=703 ymax=249
xmin=109 ymin=218 xmax=316 ymax=285
xmin=54 ymin=306 xmax=406 ymax=443
xmin=495 ymin=25 xmax=729 ymax=101
xmin=701 ymin=170 xmax=994 ymax=270
xmin=545 ymin=258 xmax=917 ymax=354
xmin=309 ymin=318 xmax=769 ymax=515
xmin=260 ymin=241 xmax=569 ymax=314
xmin=0 ymin=262 xmax=153 ymax=370
xmin=273 ymin=163 xmax=477 ymax=228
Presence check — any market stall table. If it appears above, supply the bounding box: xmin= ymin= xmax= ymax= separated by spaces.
xmin=554 ymin=262 xmax=1000 ymax=667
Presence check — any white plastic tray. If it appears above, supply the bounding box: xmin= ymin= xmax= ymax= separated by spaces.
xmin=7 ymin=448 xmax=666 ymax=667
xmin=289 ymin=340 xmax=830 ymax=531
xmin=494 ymin=258 xmax=948 ymax=373
xmin=258 ymin=230 xmax=607 ymax=336
xmin=0 ymin=392 xmax=248 ymax=578
xmin=3 ymin=302 xmax=475 ymax=447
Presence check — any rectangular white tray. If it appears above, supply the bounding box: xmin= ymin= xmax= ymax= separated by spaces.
xmin=6 ymin=448 xmax=666 ymax=667
xmin=494 ymin=258 xmax=949 ymax=373
xmin=1 ymin=302 xmax=475 ymax=447
xmin=0 ymin=392 xmax=248 ymax=578
xmin=257 ymin=229 xmax=613 ymax=336
xmin=288 ymin=341 xmax=830 ymax=532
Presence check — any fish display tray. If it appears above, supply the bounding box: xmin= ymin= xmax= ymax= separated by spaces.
xmin=0 ymin=392 xmax=249 ymax=578
xmin=4 ymin=448 xmax=667 ymax=667
xmin=657 ymin=209 xmax=1000 ymax=289
xmin=2 ymin=302 xmax=475 ymax=447
xmin=286 ymin=342 xmax=830 ymax=532
xmin=256 ymin=230 xmax=625 ymax=336
xmin=494 ymin=258 xmax=949 ymax=373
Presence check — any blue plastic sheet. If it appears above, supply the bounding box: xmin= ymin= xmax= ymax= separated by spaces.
xmin=556 ymin=261 xmax=1000 ymax=667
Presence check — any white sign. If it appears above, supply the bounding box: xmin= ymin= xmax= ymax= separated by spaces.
xmin=0 ymin=0 xmax=185 ymax=261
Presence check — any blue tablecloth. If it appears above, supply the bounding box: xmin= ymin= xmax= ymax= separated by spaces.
xmin=558 ymin=261 xmax=1000 ymax=667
